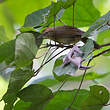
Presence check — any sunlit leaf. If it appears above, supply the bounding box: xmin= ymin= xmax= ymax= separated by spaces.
xmin=15 ymin=33 xmax=42 ymax=67
xmin=36 ymin=72 xmax=109 ymax=87
xmin=19 ymin=27 xmax=37 ymax=33
xmin=5 ymin=0 xmax=51 ymax=25
xmin=68 ymin=72 xmax=110 ymax=81
xmin=82 ymin=11 xmax=110 ymax=38
xmin=23 ymin=0 xmax=76 ymax=28
xmin=97 ymin=29 xmax=110 ymax=44
xmin=38 ymin=78 xmax=59 ymax=87
xmin=62 ymin=0 xmax=100 ymax=27
xmin=96 ymin=29 xmax=110 ymax=56
xmin=0 ymin=25 xmax=8 ymax=44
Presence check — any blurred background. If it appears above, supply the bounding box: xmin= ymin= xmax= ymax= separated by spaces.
xmin=0 ymin=0 xmax=110 ymax=110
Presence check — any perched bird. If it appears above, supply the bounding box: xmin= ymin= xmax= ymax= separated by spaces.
xmin=39 ymin=25 xmax=100 ymax=49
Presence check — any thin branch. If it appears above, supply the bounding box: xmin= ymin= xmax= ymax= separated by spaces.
xmin=44 ymin=43 xmax=73 ymax=48
xmin=100 ymin=43 xmax=110 ymax=48
xmin=67 ymin=48 xmax=110 ymax=109
xmin=40 ymin=47 xmax=51 ymax=66
xmin=58 ymin=19 xmax=66 ymax=25
xmin=54 ymin=79 xmax=67 ymax=96
xmin=93 ymin=48 xmax=110 ymax=59
xmin=68 ymin=60 xmax=91 ymax=110
xmin=73 ymin=1 xmax=75 ymax=27
xmin=45 ymin=47 xmax=58 ymax=62
xmin=35 ymin=49 xmax=51 ymax=59
xmin=34 ymin=48 xmax=68 ymax=76
xmin=34 ymin=47 xmax=58 ymax=76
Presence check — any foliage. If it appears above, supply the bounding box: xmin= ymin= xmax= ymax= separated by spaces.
xmin=0 ymin=0 xmax=110 ymax=110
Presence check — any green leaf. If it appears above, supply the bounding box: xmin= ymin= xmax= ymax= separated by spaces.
xmin=14 ymin=100 xmax=47 ymax=110
xmin=5 ymin=0 xmax=51 ymax=25
xmin=80 ymin=39 xmax=94 ymax=59
xmin=62 ymin=0 xmax=100 ymax=27
xmin=43 ymin=0 xmax=76 ymax=27
xmin=23 ymin=0 xmax=76 ymax=28
xmin=81 ymin=85 xmax=109 ymax=110
xmin=0 ymin=25 xmax=8 ymax=44
xmin=15 ymin=33 xmax=41 ymax=67
xmin=96 ymin=29 xmax=110 ymax=56
xmin=2 ymin=68 xmax=34 ymax=110
xmin=45 ymin=90 xmax=89 ymax=110
xmin=82 ymin=11 xmax=110 ymax=38
xmin=0 ymin=40 xmax=15 ymax=64
xmin=97 ymin=29 xmax=110 ymax=44
xmin=38 ymin=78 xmax=60 ymax=87
xmin=37 ymin=72 xmax=109 ymax=88
xmin=23 ymin=6 xmax=51 ymax=27
xmin=15 ymin=84 xmax=53 ymax=110
xmin=14 ymin=100 xmax=32 ymax=110
xmin=68 ymin=72 xmax=110 ymax=81
xmin=53 ymin=56 xmax=78 ymax=81
xmin=17 ymin=84 xmax=53 ymax=103
xmin=19 ymin=27 xmax=37 ymax=33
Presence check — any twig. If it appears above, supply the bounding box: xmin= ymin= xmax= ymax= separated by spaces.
xmin=34 ymin=48 xmax=68 ymax=76
xmin=45 ymin=43 xmax=73 ymax=48
xmin=73 ymin=1 xmax=75 ymax=27
xmin=67 ymin=60 xmax=91 ymax=110
xmin=40 ymin=47 xmax=51 ymax=66
xmin=54 ymin=79 xmax=67 ymax=96
xmin=67 ymin=48 xmax=110 ymax=109
xmin=45 ymin=47 xmax=58 ymax=62
xmin=34 ymin=47 xmax=58 ymax=76
xmin=93 ymin=48 xmax=110 ymax=59
xmin=58 ymin=19 xmax=66 ymax=25
xmin=35 ymin=49 xmax=51 ymax=59
xmin=100 ymin=43 xmax=110 ymax=48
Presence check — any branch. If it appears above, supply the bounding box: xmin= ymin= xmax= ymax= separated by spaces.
xmin=73 ymin=1 xmax=75 ymax=27
xmin=67 ymin=60 xmax=91 ymax=110
xmin=93 ymin=48 xmax=110 ymax=59
xmin=34 ymin=48 xmax=68 ymax=76
xmin=58 ymin=19 xmax=66 ymax=25
xmin=99 ymin=43 xmax=110 ymax=48
xmin=40 ymin=43 xmax=74 ymax=49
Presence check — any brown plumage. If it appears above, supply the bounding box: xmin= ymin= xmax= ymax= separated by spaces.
xmin=41 ymin=25 xmax=100 ymax=49
xmin=42 ymin=25 xmax=84 ymax=44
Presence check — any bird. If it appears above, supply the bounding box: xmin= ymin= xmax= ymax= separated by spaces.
xmin=38 ymin=25 xmax=100 ymax=49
